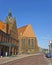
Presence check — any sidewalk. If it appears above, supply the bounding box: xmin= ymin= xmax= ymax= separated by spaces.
xmin=0 ymin=53 xmax=41 ymax=64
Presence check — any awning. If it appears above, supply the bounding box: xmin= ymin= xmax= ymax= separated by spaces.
xmin=0 ymin=42 xmax=16 ymax=47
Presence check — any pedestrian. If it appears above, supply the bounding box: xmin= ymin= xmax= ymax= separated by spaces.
xmin=6 ymin=52 xmax=8 ymax=57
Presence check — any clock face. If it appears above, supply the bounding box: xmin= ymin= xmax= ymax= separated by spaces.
xmin=8 ymin=17 xmax=12 ymax=21
xmin=9 ymin=18 xmax=10 ymax=21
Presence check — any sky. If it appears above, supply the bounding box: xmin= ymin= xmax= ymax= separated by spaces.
xmin=0 ymin=0 xmax=52 ymax=49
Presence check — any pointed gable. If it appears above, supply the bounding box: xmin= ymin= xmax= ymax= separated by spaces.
xmin=17 ymin=24 xmax=36 ymax=37
xmin=23 ymin=24 xmax=35 ymax=37
xmin=17 ymin=25 xmax=28 ymax=37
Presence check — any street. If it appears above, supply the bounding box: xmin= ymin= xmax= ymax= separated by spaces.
xmin=0 ymin=53 xmax=52 ymax=65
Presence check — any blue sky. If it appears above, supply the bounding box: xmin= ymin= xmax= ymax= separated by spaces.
xmin=0 ymin=0 xmax=52 ymax=49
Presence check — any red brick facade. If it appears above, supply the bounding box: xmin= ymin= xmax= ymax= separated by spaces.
xmin=0 ymin=11 xmax=39 ymax=56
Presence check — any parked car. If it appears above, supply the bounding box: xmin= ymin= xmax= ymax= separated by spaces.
xmin=45 ymin=53 xmax=51 ymax=58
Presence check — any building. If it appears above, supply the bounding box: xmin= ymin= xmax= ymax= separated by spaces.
xmin=17 ymin=25 xmax=39 ymax=54
xmin=0 ymin=11 xmax=39 ymax=56
xmin=0 ymin=11 xmax=18 ymax=56
xmin=49 ymin=40 xmax=52 ymax=56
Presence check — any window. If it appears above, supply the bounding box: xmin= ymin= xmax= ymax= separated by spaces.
xmin=22 ymin=38 xmax=25 ymax=48
xmin=28 ymin=38 xmax=30 ymax=47
xmin=50 ymin=43 xmax=52 ymax=48
xmin=32 ymin=39 xmax=34 ymax=49
xmin=17 ymin=39 xmax=20 ymax=46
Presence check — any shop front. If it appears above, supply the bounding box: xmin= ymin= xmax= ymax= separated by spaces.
xmin=0 ymin=42 xmax=17 ymax=56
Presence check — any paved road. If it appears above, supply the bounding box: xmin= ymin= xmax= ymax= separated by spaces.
xmin=48 ymin=58 xmax=52 ymax=65
xmin=0 ymin=53 xmax=51 ymax=65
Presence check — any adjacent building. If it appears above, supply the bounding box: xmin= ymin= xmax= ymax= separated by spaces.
xmin=17 ymin=25 xmax=39 ymax=54
xmin=49 ymin=40 xmax=52 ymax=56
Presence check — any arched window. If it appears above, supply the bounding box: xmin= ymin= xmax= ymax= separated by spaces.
xmin=31 ymin=39 xmax=34 ymax=49
xmin=22 ymin=38 xmax=25 ymax=48
xmin=28 ymin=38 xmax=30 ymax=48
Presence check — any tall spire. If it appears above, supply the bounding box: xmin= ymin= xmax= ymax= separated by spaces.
xmin=5 ymin=9 xmax=13 ymax=23
xmin=8 ymin=9 xmax=12 ymax=18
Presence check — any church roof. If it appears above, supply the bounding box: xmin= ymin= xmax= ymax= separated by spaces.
xmin=17 ymin=25 xmax=28 ymax=36
xmin=17 ymin=24 xmax=35 ymax=37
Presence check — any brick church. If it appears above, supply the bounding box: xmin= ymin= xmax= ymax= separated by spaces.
xmin=0 ymin=11 xmax=39 ymax=56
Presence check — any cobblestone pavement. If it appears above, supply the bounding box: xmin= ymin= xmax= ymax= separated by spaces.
xmin=0 ymin=53 xmax=51 ymax=65
xmin=0 ymin=53 xmax=41 ymax=64
xmin=47 ymin=58 xmax=52 ymax=65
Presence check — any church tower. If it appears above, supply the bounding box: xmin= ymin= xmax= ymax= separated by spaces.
xmin=5 ymin=10 xmax=18 ymax=40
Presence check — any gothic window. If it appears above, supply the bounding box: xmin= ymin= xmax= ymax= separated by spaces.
xmin=28 ymin=38 xmax=30 ymax=48
xmin=22 ymin=38 xmax=25 ymax=48
xmin=32 ymin=39 xmax=34 ymax=49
